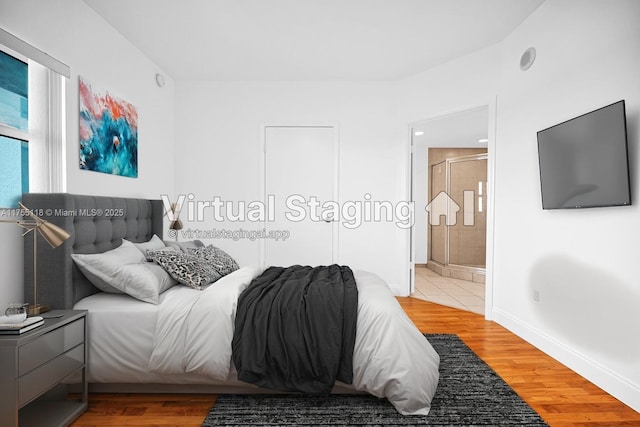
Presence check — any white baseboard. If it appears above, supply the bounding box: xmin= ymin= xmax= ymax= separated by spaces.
xmin=492 ymin=307 xmax=640 ymax=413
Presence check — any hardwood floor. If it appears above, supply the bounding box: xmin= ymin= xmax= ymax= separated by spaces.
xmin=70 ymin=393 xmax=217 ymax=427
xmin=399 ymin=298 xmax=640 ymax=427
xmin=70 ymin=298 xmax=640 ymax=426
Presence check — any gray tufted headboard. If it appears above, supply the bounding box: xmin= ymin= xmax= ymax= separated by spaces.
xmin=21 ymin=193 xmax=164 ymax=310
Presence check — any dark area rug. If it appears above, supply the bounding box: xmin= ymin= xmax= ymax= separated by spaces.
xmin=203 ymin=334 xmax=548 ymax=426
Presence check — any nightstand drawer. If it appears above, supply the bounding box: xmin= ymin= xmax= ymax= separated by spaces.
xmin=18 ymin=344 xmax=84 ymax=408
xmin=18 ymin=318 xmax=84 ymax=376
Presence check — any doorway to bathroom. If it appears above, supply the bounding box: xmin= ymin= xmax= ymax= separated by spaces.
xmin=410 ymin=106 xmax=490 ymax=315
xmin=428 ymin=150 xmax=487 ymax=274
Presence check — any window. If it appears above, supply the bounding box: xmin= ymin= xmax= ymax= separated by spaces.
xmin=0 ymin=49 xmax=29 ymax=207
xmin=0 ymin=136 xmax=29 ymax=207
xmin=0 ymin=28 xmax=69 ymax=208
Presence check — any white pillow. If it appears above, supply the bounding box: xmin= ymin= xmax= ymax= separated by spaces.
xmin=163 ymin=240 xmax=204 ymax=253
xmin=131 ymin=235 xmax=166 ymax=254
xmin=71 ymin=240 xmax=177 ymax=304
xmin=103 ymin=262 xmax=177 ymax=304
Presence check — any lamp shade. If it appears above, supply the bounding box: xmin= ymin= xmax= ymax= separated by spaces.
xmin=38 ymin=220 xmax=71 ymax=248
xmin=17 ymin=202 xmax=70 ymax=247
xmin=169 ymin=203 xmax=183 ymax=230
xmin=169 ymin=220 xmax=183 ymax=231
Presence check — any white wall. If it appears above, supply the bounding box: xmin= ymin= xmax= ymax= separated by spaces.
xmin=173 ymin=45 xmax=501 ymax=292
xmin=0 ymin=0 xmax=175 ymax=309
xmin=491 ymin=0 xmax=640 ymax=411
xmin=174 ymin=81 xmax=405 ymax=289
xmin=173 ymin=44 xmax=502 ymax=293
xmin=399 ymin=45 xmax=501 ymax=124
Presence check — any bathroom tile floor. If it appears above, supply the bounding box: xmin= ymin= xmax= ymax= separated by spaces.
xmin=411 ymin=266 xmax=485 ymax=315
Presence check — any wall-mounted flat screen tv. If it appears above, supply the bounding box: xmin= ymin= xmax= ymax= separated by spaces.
xmin=537 ymin=100 xmax=631 ymax=209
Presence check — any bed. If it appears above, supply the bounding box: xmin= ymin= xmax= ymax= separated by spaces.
xmin=22 ymin=193 xmax=440 ymax=415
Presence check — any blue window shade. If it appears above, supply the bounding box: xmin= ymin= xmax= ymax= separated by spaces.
xmin=21 ymin=140 xmax=29 ymax=195
xmin=0 ymin=135 xmax=28 ymax=207
xmin=0 ymin=50 xmax=28 ymax=131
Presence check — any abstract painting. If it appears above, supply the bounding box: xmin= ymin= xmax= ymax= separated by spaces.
xmin=79 ymin=77 xmax=138 ymax=178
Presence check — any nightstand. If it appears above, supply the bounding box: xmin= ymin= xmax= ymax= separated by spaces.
xmin=0 ymin=310 xmax=88 ymax=427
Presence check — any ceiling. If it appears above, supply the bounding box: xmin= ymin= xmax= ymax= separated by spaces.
xmin=413 ymin=107 xmax=488 ymax=149
xmin=83 ymin=0 xmax=544 ymax=81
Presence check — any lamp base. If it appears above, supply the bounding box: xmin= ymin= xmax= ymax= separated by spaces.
xmin=28 ymin=304 xmax=50 ymax=316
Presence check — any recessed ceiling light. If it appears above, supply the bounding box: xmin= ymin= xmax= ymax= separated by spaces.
xmin=414 ymin=131 xmax=424 ymax=136
xmin=478 ymin=138 xmax=488 ymax=143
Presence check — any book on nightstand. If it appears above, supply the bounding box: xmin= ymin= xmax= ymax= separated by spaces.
xmin=0 ymin=316 xmax=44 ymax=334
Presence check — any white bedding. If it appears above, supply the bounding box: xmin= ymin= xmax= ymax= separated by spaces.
xmin=75 ymin=266 xmax=440 ymax=415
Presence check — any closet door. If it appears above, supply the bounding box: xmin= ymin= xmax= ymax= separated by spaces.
xmin=264 ymin=126 xmax=336 ymax=267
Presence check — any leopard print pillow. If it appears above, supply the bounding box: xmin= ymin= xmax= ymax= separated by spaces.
xmin=150 ymin=251 xmax=221 ymax=290
xmin=189 ymin=245 xmax=239 ymax=277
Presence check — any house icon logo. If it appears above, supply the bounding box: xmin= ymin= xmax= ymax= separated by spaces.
xmin=425 ymin=191 xmax=460 ymax=226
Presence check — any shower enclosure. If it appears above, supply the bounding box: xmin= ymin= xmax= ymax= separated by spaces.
xmin=428 ymin=150 xmax=487 ymax=283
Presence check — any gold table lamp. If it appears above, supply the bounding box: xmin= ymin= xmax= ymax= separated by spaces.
xmin=1 ymin=202 xmax=70 ymax=315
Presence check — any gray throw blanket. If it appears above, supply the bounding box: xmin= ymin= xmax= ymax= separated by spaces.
xmin=232 ymin=265 xmax=358 ymax=394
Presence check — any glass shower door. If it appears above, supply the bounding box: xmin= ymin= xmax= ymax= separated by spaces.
xmin=429 ymin=161 xmax=446 ymax=265
xmin=448 ymin=155 xmax=487 ymax=268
